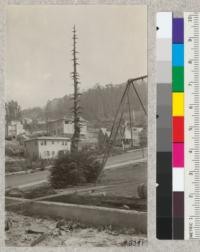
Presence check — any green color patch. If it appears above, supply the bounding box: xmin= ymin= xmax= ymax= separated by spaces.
xmin=172 ymin=67 xmax=184 ymax=92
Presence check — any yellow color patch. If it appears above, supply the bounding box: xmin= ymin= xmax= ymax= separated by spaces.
xmin=172 ymin=93 xmax=184 ymax=116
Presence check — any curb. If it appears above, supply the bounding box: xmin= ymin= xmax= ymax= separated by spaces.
xmin=6 ymin=167 xmax=51 ymax=176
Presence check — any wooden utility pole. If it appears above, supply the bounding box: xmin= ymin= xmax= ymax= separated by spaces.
xmin=71 ymin=25 xmax=81 ymax=153
xmin=127 ymin=84 xmax=134 ymax=147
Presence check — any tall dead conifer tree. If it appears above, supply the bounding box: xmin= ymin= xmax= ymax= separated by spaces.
xmin=71 ymin=25 xmax=81 ymax=153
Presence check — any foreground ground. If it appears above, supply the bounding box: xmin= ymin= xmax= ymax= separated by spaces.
xmin=6 ymin=211 xmax=147 ymax=247
xmin=6 ymin=157 xmax=147 ymax=247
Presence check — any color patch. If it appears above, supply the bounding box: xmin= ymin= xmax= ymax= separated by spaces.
xmin=157 ymin=128 xmax=171 ymax=151
xmin=173 ymin=143 xmax=184 ymax=167
xmin=172 ymin=93 xmax=184 ymax=116
xmin=157 ymin=84 xmax=172 ymax=106
xmin=173 ymin=218 xmax=184 ymax=240
xmin=172 ymin=16 xmax=184 ymax=241
xmin=157 ymin=12 xmax=172 ymax=39
xmin=173 ymin=18 xmax=184 ymax=43
xmin=157 ymin=61 xmax=172 ymax=83
xmin=172 ymin=44 xmax=184 ymax=66
xmin=156 ymin=12 xmax=172 ymax=240
xmin=173 ymin=168 xmax=184 ymax=191
xmin=156 ymin=39 xmax=172 ymax=61
xmin=157 ymin=105 xmax=171 ymax=128
xmin=173 ymin=192 xmax=184 ymax=217
xmin=173 ymin=117 xmax=184 ymax=142
xmin=172 ymin=67 xmax=184 ymax=92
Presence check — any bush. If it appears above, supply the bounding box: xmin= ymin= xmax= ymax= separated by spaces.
xmin=5 ymin=140 xmax=25 ymax=157
xmin=49 ymin=149 xmax=102 ymax=189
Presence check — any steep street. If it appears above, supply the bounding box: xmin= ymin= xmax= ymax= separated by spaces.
xmin=6 ymin=148 xmax=146 ymax=188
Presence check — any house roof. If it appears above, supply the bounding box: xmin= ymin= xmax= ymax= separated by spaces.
xmin=25 ymin=136 xmax=70 ymax=142
xmin=48 ymin=116 xmax=87 ymax=124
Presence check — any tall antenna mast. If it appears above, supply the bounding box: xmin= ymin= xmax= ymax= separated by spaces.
xmin=71 ymin=25 xmax=81 ymax=153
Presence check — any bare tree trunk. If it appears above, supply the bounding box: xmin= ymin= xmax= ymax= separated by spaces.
xmin=71 ymin=26 xmax=81 ymax=153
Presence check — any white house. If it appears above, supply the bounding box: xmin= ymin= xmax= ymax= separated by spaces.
xmin=6 ymin=120 xmax=25 ymax=138
xmin=24 ymin=136 xmax=71 ymax=160
xmin=47 ymin=117 xmax=88 ymax=137
xmin=123 ymin=126 xmax=143 ymax=147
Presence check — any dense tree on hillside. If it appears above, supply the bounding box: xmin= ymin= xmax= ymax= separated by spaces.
xmin=22 ymin=107 xmax=44 ymax=121
xmin=5 ymin=100 xmax=22 ymax=123
xmin=21 ymin=81 xmax=147 ymax=126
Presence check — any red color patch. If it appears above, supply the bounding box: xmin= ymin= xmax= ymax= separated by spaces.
xmin=173 ymin=116 xmax=184 ymax=143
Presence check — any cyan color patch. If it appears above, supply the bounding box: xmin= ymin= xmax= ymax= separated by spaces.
xmin=172 ymin=44 xmax=184 ymax=66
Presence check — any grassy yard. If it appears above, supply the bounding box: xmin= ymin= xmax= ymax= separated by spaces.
xmin=97 ymin=161 xmax=147 ymax=198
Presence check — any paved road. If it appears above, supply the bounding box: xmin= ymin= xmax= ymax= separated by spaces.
xmin=6 ymin=170 xmax=49 ymax=189
xmin=6 ymin=148 xmax=147 ymax=189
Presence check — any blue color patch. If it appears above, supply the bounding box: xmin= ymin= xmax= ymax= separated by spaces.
xmin=172 ymin=44 xmax=184 ymax=66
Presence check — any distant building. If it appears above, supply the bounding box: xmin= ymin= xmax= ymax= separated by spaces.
xmin=123 ymin=126 xmax=143 ymax=147
xmin=6 ymin=120 xmax=24 ymax=138
xmin=98 ymin=128 xmax=111 ymax=148
xmin=98 ymin=125 xmax=143 ymax=148
xmin=24 ymin=136 xmax=71 ymax=160
xmin=47 ymin=117 xmax=88 ymax=137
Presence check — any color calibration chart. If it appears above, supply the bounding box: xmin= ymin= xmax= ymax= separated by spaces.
xmin=156 ymin=12 xmax=200 ymax=239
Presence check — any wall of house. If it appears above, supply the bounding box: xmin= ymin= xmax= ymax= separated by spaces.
xmin=123 ymin=128 xmax=141 ymax=147
xmin=38 ymin=139 xmax=70 ymax=159
xmin=48 ymin=120 xmax=65 ymax=136
xmin=48 ymin=119 xmax=88 ymax=137
xmin=24 ymin=140 xmax=39 ymax=160
xmin=15 ymin=122 xmax=24 ymax=135
xmin=63 ymin=121 xmax=74 ymax=135
xmin=6 ymin=121 xmax=24 ymax=138
xmin=80 ymin=123 xmax=88 ymax=136
xmin=7 ymin=125 xmax=16 ymax=137
xmin=63 ymin=121 xmax=88 ymax=136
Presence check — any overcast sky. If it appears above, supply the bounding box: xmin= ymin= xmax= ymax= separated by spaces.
xmin=6 ymin=5 xmax=147 ymax=109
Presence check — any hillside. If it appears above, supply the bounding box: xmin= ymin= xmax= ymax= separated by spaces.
xmin=22 ymin=81 xmax=147 ymax=126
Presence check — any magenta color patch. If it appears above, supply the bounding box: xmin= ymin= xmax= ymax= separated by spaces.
xmin=173 ymin=143 xmax=184 ymax=167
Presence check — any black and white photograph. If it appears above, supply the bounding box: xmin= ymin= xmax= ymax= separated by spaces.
xmin=5 ymin=5 xmax=147 ymax=247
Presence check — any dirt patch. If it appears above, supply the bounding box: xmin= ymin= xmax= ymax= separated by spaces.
xmin=5 ymin=211 xmax=147 ymax=247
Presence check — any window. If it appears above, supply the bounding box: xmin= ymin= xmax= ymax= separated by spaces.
xmin=47 ymin=151 xmax=50 ymax=157
xmin=62 ymin=141 xmax=64 ymax=145
xmin=52 ymin=141 xmax=54 ymax=144
xmin=44 ymin=140 xmax=47 ymax=145
xmin=52 ymin=151 xmax=55 ymax=156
